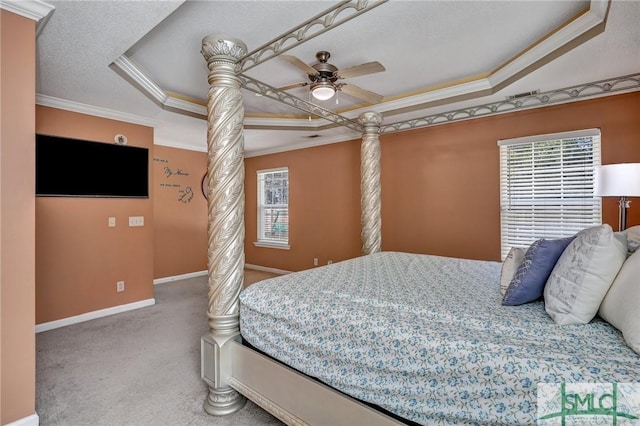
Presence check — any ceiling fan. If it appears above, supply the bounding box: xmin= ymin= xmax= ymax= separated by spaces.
xmin=277 ymin=51 xmax=386 ymax=104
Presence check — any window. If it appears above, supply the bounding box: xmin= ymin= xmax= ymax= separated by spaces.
xmin=256 ymin=168 xmax=289 ymax=249
xmin=498 ymin=129 xmax=601 ymax=259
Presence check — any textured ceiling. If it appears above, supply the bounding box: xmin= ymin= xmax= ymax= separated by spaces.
xmin=34 ymin=0 xmax=640 ymax=155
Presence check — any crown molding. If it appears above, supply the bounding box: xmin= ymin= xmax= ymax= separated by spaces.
xmin=36 ymin=94 xmax=158 ymax=127
xmin=245 ymin=132 xmax=358 ymax=158
xmin=0 ymin=0 xmax=55 ymax=36
xmin=153 ymin=137 xmax=207 ymax=153
xmin=110 ymin=56 xmax=168 ymax=104
xmin=0 ymin=0 xmax=53 ymax=21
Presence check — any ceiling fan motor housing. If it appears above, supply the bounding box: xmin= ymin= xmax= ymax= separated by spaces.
xmin=311 ymin=51 xmax=338 ymax=83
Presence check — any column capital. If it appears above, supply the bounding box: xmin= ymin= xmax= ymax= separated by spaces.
xmin=201 ymin=34 xmax=248 ymax=70
xmin=358 ymin=111 xmax=383 ymax=129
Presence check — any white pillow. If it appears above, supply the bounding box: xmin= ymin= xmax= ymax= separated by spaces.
xmin=624 ymin=225 xmax=640 ymax=255
xmin=500 ymin=247 xmax=526 ymax=297
xmin=598 ymin=250 xmax=640 ymax=354
xmin=544 ymin=224 xmax=627 ymax=325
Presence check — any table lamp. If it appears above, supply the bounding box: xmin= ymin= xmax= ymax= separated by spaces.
xmin=594 ymin=163 xmax=640 ymax=231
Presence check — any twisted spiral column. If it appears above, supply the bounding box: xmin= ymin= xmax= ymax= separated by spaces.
xmin=200 ymin=34 xmax=247 ymax=416
xmin=359 ymin=111 xmax=383 ymax=255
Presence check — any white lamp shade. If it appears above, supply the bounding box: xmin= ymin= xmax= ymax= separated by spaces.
xmin=594 ymin=163 xmax=640 ymax=197
xmin=311 ymin=84 xmax=335 ymax=101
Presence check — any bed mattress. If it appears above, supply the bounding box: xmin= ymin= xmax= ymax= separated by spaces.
xmin=239 ymin=252 xmax=639 ymax=425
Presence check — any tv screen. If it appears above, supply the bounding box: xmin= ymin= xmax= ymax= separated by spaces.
xmin=36 ymin=134 xmax=149 ymax=198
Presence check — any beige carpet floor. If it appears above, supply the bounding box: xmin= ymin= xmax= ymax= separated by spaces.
xmin=36 ymin=270 xmax=283 ymax=426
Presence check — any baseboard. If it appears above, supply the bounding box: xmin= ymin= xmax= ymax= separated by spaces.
xmin=153 ymin=270 xmax=207 ymax=285
xmin=244 ymin=263 xmax=292 ymax=275
xmin=153 ymin=266 xmax=290 ymax=286
xmin=5 ymin=413 xmax=39 ymax=426
xmin=35 ymin=299 xmax=156 ymax=333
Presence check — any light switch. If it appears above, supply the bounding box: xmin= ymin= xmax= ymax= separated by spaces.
xmin=108 ymin=217 xmax=116 ymax=227
xmin=129 ymin=216 xmax=144 ymax=227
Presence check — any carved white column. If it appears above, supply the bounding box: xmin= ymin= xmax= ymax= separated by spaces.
xmin=359 ymin=111 xmax=383 ymax=255
xmin=200 ymin=34 xmax=247 ymax=416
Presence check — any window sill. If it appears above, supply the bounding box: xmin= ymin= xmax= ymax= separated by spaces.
xmin=253 ymin=241 xmax=291 ymax=250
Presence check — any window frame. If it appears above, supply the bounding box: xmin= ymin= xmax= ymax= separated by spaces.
xmin=498 ymin=129 xmax=602 ymax=259
xmin=254 ymin=167 xmax=290 ymax=250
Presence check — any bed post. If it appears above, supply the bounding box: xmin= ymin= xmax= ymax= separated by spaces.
xmin=359 ymin=111 xmax=383 ymax=255
xmin=200 ymin=34 xmax=247 ymax=416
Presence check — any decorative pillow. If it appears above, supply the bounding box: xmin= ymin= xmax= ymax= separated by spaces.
xmin=500 ymin=247 xmax=526 ymax=297
xmin=623 ymin=225 xmax=640 ymax=255
xmin=598 ymin=250 xmax=640 ymax=354
xmin=544 ymin=224 xmax=627 ymax=325
xmin=502 ymin=236 xmax=575 ymax=306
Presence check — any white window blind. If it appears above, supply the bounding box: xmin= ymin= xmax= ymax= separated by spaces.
xmin=257 ymin=168 xmax=289 ymax=246
xmin=498 ymin=129 xmax=601 ymax=259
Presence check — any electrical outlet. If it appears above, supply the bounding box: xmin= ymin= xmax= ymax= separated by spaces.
xmin=327 ymin=260 xmax=333 ymax=265
xmin=313 ymin=258 xmax=318 ymax=266
xmin=129 ymin=216 xmax=144 ymax=227
xmin=116 ymin=281 xmax=125 ymax=292
xmin=108 ymin=217 xmax=116 ymax=227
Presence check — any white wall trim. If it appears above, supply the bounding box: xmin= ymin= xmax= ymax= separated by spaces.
xmin=4 ymin=413 xmax=39 ymax=426
xmin=35 ymin=299 xmax=155 ymax=333
xmin=35 ymin=94 xmax=158 ymax=127
xmin=153 ymin=270 xmax=207 ymax=285
xmin=0 ymin=0 xmax=53 ymax=22
xmin=245 ymin=263 xmax=292 ymax=275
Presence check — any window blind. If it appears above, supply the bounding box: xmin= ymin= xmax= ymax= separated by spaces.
xmin=498 ymin=129 xmax=601 ymax=259
xmin=257 ymin=168 xmax=289 ymax=244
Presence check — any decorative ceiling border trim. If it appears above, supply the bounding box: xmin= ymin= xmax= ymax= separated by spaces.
xmin=0 ymin=0 xmax=55 ymax=36
xmin=36 ymin=94 xmax=158 ymax=127
xmin=380 ymin=73 xmax=640 ymax=134
xmin=241 ymin=0 xmax=388 ymax=72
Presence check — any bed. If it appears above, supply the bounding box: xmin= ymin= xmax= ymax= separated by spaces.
xmin=238 ymin=251 xmax=640 ymax=425
xmin=196 ymin=3 xmax=640 ymax=425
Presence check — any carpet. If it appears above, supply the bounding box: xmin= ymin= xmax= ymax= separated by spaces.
xmin=36 ymin=271 xmax=283 ymax=426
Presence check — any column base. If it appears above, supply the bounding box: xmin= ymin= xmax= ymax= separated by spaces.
xmin=204 ymin=385 xmax=246 ymax=416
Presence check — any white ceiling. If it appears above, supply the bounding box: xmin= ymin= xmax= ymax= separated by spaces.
xmin=33 ymin=0 xmax=640 ymax=156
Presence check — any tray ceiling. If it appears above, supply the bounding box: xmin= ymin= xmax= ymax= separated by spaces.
xmin=33 ymin=0 xmax=640 ymax=155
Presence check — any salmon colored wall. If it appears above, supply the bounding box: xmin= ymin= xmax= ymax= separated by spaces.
xmin=1 ymin=10 xmax=37 ymax=425
xmin=153 ymin=145 xmax=207 ymax=279
xmin=382 ymin=92 xmax=640 ymax=261
xmin=35 ymin=106 xmax=155 ymax=324
xmin=245 ymin=92 xmax=640 ymax=271
xmin=245 ymin=141 xmax=362 ymax=272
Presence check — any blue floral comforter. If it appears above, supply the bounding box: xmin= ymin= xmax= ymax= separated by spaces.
xmin=239 ymin=252 xmax=639 ymax=425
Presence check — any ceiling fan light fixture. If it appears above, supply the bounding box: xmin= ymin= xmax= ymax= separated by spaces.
xmin=311 ymin=82 xmax=335 ymax=101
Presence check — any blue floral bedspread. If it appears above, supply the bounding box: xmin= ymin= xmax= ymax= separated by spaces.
xmin=239 ymin=252 xmax=639 ymax=425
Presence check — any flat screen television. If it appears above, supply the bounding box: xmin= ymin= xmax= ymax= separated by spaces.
xmin=36 ymin=134 xmax=149 ymax=198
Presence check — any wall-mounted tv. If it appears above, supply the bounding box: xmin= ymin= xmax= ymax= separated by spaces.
xmin=36 ymin=134 xmax=149 ymax=198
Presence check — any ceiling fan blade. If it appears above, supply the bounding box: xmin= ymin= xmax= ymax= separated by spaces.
xmin=276 ymin=82 xmax=309 ymax=91
xmin=280 ymin=54 xmax=318 ymax=76
xmin=340 ymin=83 xmax=384 ymax=104
xmin=337 ymin=61 xmax=385 ymax=79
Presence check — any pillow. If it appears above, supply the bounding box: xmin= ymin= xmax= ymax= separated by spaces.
xmin=500 ymin=247 xmax=525 ymax=297
xmin=598 ymin=250 xmax=640 ymax=354
xmin=502 ymin=236 xmax=575 ymax=306
xmin=544 ymin=224 xmax=627 ymax=325
xmin=623 ymin=225 xmax=640 ymax=255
